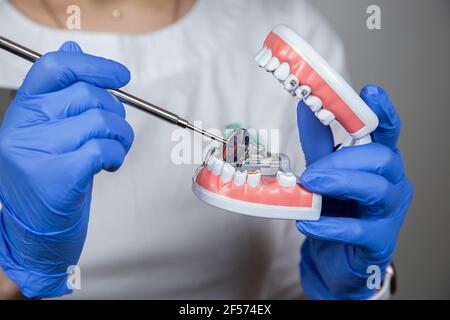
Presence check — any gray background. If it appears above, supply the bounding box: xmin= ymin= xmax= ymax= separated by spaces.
xmin=1 ymin=0 xmax=449 ymax=299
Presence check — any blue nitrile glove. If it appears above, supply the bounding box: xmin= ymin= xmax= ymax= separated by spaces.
xmin=0 ymin=42 xmax=134 ymax=298
xmin=296 ymin=85 xmax=414 ymax=299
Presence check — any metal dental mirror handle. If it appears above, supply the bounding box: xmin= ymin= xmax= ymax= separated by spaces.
xmin=0 ymin=35 xmax=227 ymax=145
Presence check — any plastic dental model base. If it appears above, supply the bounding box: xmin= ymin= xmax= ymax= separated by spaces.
xmin=255 ymin=25 xmax=379 ymax=139
xmin=192 ymin=129 xmax=322 ymax=220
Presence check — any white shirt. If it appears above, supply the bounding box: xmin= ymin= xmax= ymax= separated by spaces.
xmin=0 ymin=0 xmax=348 ymax=299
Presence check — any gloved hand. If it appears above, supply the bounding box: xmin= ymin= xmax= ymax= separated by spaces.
xmin=0 ymin=42 xmax=134 ymax=298
xmin=296 ymin=85 xmax=414 ymax=299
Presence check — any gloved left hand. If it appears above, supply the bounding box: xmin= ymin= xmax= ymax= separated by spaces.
xmin=296 ymin=85 xmax=414 ymax=299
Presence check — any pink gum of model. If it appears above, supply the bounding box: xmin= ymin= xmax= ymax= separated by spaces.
xmin=196 ymin=167 xmax=313 ymax=208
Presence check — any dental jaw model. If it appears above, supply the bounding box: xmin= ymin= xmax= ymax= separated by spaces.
xmin=192 ymin=129 xmax=322 ymax=220
xmin=255 ymin=25 xmax=378 ymax=142
xmin=192 ymin=25 xmax=379 ymax=221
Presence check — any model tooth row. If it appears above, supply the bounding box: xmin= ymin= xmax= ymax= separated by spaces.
xmin=207 ymin=157 xmax=261 ymax=188
xmin=206 ymin=157 xmax=298 ymax=189
xmin=254 ymin=47 xmax=336 ymax=126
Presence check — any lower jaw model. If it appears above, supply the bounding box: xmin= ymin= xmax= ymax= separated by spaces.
xmin=193 ymin=25 xmax=379 ymax=221
xmin=192 ymin=129 xmax=322 ymax=221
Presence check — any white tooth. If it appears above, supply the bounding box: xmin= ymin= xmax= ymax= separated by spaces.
xmin=295 ymin=85 xmax=312 ymax=100
xmin=275 ymin=171 xmax=282 ymax=180
xmin=258 ymin=49 xmax=272 ymax=67
xmin=220 ymin=162 xmax=235 ymax=183
xmin=233 ymin=170 xmax=247 ymax=187
xmin=305 ymin=95 xmax=323 ymax=112
xmin=276 ymin=171 xmax=297 ymax=187
xmin=284 ymin=75 xmax=299 ymax=91
xmin=315 ymin=109 xmax=335 ymax=126
xmin=274 ymin=62 xmax=290 ymax=81
xmin=247 ymin=171 xmax=261 ymax=188
xmin=206 ymin=156 xmax=215 ymax=171
xmin=254 ymin=48 xmax=267 ymax=62
xmin=212 ymin=158 xmax=224 ymax=176
xmin=265 ymin=57 xmax=280 ymax=71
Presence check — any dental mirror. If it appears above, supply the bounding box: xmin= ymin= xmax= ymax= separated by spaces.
xmin=211 ymin=128 xmax=291 ymax=176
xmin=223 ymin=128 xmax=250 ymax=165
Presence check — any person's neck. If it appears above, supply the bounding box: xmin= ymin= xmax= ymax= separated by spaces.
xmin=9 ymin=0 xmax=196 ymax=34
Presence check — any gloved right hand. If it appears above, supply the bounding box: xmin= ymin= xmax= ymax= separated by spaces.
xmin=0 ymin=41 xmax=134 ymax=298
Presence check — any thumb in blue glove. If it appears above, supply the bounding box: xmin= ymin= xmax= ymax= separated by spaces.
xmin=0 ymin=41 xmax=133 ymax=298
xmin=296 ymin=85 xmax=414 ymax=299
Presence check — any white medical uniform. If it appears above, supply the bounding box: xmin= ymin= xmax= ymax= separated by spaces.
xmin=0 ymin=0 xmax=348 ymax=299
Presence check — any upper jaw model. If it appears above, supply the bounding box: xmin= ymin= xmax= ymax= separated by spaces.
xmin=192 ymin=129 xmax=322 ymax=221
xmin=255 ymin=25 xmax=378 ymax=140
